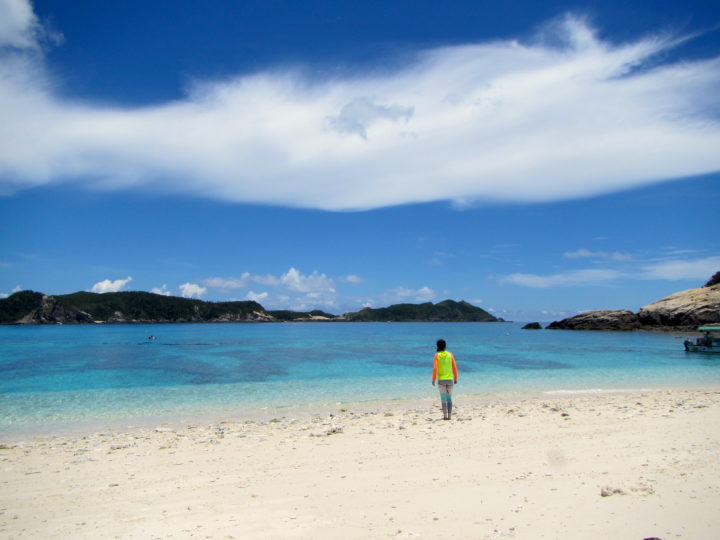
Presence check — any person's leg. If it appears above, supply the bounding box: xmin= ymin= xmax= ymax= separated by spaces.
xmin=439 ymin=382 xmax=448 ymax=418
xmin=445 ymin=381 xmax=454 ymax=419
xmin=439 ymin=381 xmax=454 ymax=419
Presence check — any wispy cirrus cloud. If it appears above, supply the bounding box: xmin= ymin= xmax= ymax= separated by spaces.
xmin=499 ymin=255 xmax=719 ymax=288
xmin=640 ymin=256 xmax=720 ymax=281
xmin=338 ymin=274 xmax=365 ymax=284
xmin=499 ymin=269 xmax=622 ymax=288
xmin=2 ymin=4 xmax=720 ymax=210
xmin=563 ymin=248 xmax=632 ymax=261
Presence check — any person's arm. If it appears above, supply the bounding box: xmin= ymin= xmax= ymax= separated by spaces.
xmin=452 ymin=354 xmax=458 ymax=384
xmin=431 ymin=354 xmax=438 ymax=385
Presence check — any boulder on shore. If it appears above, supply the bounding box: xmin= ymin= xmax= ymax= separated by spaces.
xmin=546 ymin=310 xmax=641 ymax=331
xmin=637 ymin=285 xmax=720 ymax=329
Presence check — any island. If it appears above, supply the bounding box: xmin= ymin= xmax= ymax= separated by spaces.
xmin=0 ymin=291 xmax=501 ymax=325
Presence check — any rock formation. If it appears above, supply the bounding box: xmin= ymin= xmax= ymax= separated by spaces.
xmin=16 ymin=295 xmax=97 ymax=324
xmin=522 ymin=322 xmax=542 ymax=329
xmin=637 ymin=284 xmax=720 ymax=329
xmin=546 ymin=310 xmax=641 ymax=331
xmin=546 ymin=275 xmax=720 ymax=331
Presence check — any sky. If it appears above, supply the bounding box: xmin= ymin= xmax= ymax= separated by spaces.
xmin=0 ymin=0 xmax=719 ymax=321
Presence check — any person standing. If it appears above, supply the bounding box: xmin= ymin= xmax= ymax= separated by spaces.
xmin=431 ymin=339 xmax=458 ymax=420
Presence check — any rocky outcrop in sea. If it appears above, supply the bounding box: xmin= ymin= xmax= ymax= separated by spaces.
xmin=547 ymin=282 xmax=720 ymax=331
xmin=546 ymin=310 xmax=641 ymax=331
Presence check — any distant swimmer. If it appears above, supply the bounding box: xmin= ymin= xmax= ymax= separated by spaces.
xmin=148 ymin=335 xmax=157 ymax=340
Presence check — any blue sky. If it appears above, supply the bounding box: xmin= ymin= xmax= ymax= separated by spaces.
xmin=1 ymin=0 xmax=719 ymax=321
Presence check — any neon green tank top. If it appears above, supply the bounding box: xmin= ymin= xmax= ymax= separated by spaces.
xmin=437 ymin=350 xmax=454 ymax=380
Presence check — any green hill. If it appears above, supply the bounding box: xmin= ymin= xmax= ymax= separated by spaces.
xmin=1 ymin=291 xmax=501 ymax=324
xmin=0 ymin=290 xmax=267 ymax=324
xmin=344 ymin=300 xmax=499 ymax=322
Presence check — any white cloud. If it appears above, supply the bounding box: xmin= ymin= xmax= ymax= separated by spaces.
xmin=150 ymin=284 xmax=171 ymax=296
xmin=326 ymin=97 xmax=413 ymax=139
xmin=640 ymin=256 xmax=720 ymax=281
xmin=1 ymin=9 xmax=719 ymax=210
xmin=564 ymin=248 xmax=599 ymax=258
xmin=202 ymin=268 xmax=338 ymax=310
xmin=339 ymin=274 xmax=365 ymax=284
xmin=0 ymin=284 xmax=20 ymax=298
xmin=179 ymin=282 xmax=206 ymax=298
xmin=499 ymin=255 xmax=720 ymax=287
xmin=203 ymin=274 xmax=251 ymax=289
xmin=564 ymin=248 xmax=632 ymax=261
xmin=0 ymin=284 xmax=21 ymax=298
xmin=0 ymin=0 xmax=39 ymax=49
xmin=245 ymin=290 xmax=268 ymax=302
xmin=279 ymin=267 xmax=335 ymax=293
xmin=391 ymin=285 xmax=436 ymax=302
xmin=499 ymin=269 xmax=622 ymax=288
xmin=90 ymin=276 xmax=133 ymax=293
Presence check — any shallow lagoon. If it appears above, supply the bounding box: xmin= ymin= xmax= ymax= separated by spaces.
xmin=1 ymin=322 xmax=717 ymax=428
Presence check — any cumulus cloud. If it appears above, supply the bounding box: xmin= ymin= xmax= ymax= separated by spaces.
xmin=245 ymin=290 xmax=268 ymax=302
xmin=391 ymin=285 xmax=436 ymax=302
xmin=150 ymin=284 xmax=171 ymax=296
xmin=202 ymin=268 xmax=338 ymax=309
xmin=279 ymin=267 xmax=335 ymax=293
xmin=0 ymin=284 xmax=22 ymax=298
xmin=1 ymin=6 xmax=719 ymax=210
xmin=90 ymin=276 xmax=133 ymax=293
xmin=179 ymin=282 xmax=206 ymax=298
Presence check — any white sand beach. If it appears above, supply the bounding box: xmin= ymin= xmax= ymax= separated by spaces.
xmin=1 ymin=388 xmax=719 ymax=539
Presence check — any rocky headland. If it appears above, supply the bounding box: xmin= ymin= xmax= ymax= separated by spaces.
xmin=547 ymin=272 xmax=720 ymax=331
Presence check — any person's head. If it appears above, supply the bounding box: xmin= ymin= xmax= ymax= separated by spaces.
xmin=436 ymin=339 xmax=446 ymax=352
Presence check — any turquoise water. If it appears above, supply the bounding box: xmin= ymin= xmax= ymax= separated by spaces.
xmin=1 ymin=322 xmax=718 ymax=428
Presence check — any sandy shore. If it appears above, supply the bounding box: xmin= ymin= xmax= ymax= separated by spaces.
xmin=1 ymin=388 xmax=719 ymax=539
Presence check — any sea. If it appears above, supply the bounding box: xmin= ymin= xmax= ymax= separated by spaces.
xmin=1 ymin=322 xmax=718 ymax=433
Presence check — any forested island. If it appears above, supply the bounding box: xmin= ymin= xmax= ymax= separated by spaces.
xmin=0 ymin=290 xmax=500 ymax=325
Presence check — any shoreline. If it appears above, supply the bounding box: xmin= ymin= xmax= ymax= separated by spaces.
xmin=2 ymin=383 xmax=718 ymax=442
xmin=1 ymin=386 xmax=719 ymax=538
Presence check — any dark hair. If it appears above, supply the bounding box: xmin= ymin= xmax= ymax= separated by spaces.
xmin=436 ymin=339 xmax=446 ymax=352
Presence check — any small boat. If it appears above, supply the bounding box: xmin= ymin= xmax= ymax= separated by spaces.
xmin=684 ymin=326 xmax=720 ymax=353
